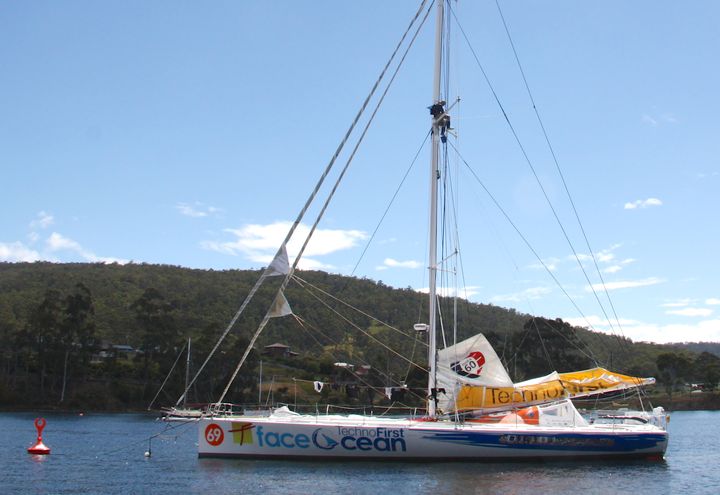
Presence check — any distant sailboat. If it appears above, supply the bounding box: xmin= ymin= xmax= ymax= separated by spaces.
xmin=150 ymin=338 xmax=205 ymax=421
xmin=192 ymin=0 xmax=668 ymax=460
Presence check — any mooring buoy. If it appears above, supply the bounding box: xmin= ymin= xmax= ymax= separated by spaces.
xmin=27 ymin=417 xmax=51 ymax=455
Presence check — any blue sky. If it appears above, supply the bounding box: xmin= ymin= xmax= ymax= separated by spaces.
xmin=2 ymin=1 xmax=719 ymax=344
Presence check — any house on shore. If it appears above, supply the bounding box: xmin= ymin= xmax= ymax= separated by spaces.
xmin=262 ymin=343 xmax=298 ymax=359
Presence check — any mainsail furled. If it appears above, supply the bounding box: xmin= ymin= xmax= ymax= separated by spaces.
xmin=437 ymin=334 xmax=656 ymax=414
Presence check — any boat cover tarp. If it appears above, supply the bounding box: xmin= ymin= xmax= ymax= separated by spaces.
xmin=447 ymin=367 xmax=655 ymax=412
xmin=437 ymin=334 xmax=655 ymax=413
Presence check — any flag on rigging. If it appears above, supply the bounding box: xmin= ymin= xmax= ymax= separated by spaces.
xmin=268 ymin=291 xmax=292 ymax=318
xmin=268 ymin=245 xmax=290 ymax=276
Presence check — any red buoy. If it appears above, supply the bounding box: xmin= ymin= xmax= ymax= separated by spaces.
xmin=27 ymin=417 xmax=51 ymax=455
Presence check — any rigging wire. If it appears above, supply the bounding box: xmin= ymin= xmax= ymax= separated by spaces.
xmin=401 ymin=332 xmax=423 ymax=386
xmin=533 ymin=318 xmax=556 ymax=371
xmin=101 ymin=418 xmax=196 ymax=459
xmin=431 ymin=11 xmax=601 ymax=370
xmin=447 ymin=3 xmax=626 ymax=348
xmin=349 ymin=130 xmax=431 ymax=278
xmin=188 ymin=0 xmax=434 ymax=405
xmin=292 ymin=276 xmax=429 ymax=372
xmin=452 ymin=135 xmax=611 ymax=367
xmin=292 ymin=314 xmax=427 ymax=404
xmin=448 ymin=140 xmax=599 ymax=333
xmin=148 ymin=340 xmax=187 ymax=411
xmin=293 ymin=316 xmax=424 ymax=405
xmin=218 ymin=4 xmax=439 ymax=406
xmin=492 ymin=0 xmax=628 ymax=346
xmin=292 ymin=274 xmax=424 ymax=344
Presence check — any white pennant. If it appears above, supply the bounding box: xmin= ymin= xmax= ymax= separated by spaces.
xmin=268 ymin=292 xmax=293 ymax=318
xmin=268 ymin=245 xmax=290 ymax=276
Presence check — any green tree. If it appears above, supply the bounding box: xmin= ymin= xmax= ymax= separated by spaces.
xmin=65 ymin=283 xmax=97 ymax=364
xmin=25 ymin=289 xmax=63 ymax=398
xmin=508 ymin=317 xmax=594 ymax=381
xmin=656 ymin=352 xmax=692 ymax=396
xmin=131 ymin=288 xmax=178 ymax=391
xmin=58 ymin=283 xmax=97 ymax=402
xmin=694 ymin=352 xmax=720 ymax=390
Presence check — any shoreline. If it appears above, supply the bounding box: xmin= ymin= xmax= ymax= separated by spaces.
xmin=3 ymin=392 xmax=719 ymax=414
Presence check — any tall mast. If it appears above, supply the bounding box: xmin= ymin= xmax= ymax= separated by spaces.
xmin=184 ymin=337 xmax=191 ymax=407
xmin=427 ymin=0 xmax=445 ymax=418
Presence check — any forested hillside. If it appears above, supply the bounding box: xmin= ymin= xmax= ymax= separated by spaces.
xmin=1 ymin=262 xmax=717 ymax=410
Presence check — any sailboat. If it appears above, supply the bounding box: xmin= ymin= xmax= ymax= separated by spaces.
xmin=194 ymin=1 xmax=668 ymax=460
xmin=149 ymin=338 xmax=206 ymax=421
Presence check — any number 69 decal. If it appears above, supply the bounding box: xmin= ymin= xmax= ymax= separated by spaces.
xmin=205 ymin=423 xmax=225 ymax=446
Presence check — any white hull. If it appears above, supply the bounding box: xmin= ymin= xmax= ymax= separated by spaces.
xmin=197 ymin=413 xmax=667 ymax=461
xmin=161 ymin=407 xmax=204 ymax=421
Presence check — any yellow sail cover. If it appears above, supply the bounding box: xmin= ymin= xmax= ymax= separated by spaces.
xmin=450 ymin=367 xmax=655 ymax=412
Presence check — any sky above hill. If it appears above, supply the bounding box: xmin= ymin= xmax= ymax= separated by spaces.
xmin=2 ymin=1 xmax=719 ymax=344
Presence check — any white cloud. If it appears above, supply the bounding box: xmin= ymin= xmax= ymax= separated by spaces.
xmin=573 ymin=245 xmax=623 ymax=268
xmin=642 ymin=113 xmax=677 ymax=127
xmin=377 ymin=258 xmax=422 ymax=270
xmin=624 ymin=198 xmax=663 ymax=210
xmin=529 ymin=257 xmax=560 ymax=272
xmin=597 ymin=256 xmax=632 ymax=273
xmin=490 ymin=286 xmax=552 ymax=303
xmin=201 ymin=221 xmax=367 ymax=271
xmin=47 ymin=232 xmax=82 ymax=251
xmin=587 ymin=277 xmax=664 ymax=292
xmin=176 ymin=202 xmax=221 ymax=218
xmin=535 ymin=245 xmax=627 ymax=275
xmin=661 ymin=298 xmax=693 ymax=308
xmin=564 ymin=315 xmax=720 ymax=344
xmin=697 ymin=171 xmax=720 ymax=179
xmin=378 ymin=237 xmax=397 ymax=245
xmin=46 ymin=232 xmax=128 ymax=264
xmin=564 ymin=315 xmax=638 ymax=333
xmin=642 ymin=114 xmax=658 ymax=126
xmin=29 ymin=211 xmax=54 ymax=230
xmin=706 ymin=298 xmax=720 ymax=306
xmin=597 ymin=252 xmax=615 ymax=263
xmin=0 ymin=242 xmax=41 ymax=262
xmin=284 ymin=257 xmax=332 ymax=271
xmin=595 ymin=245 xmax=622 ymax=262
xmin=417 ymin=285 xmax=482 ymax=300
xmin=666 ymin=308 xmax=713 ymax=317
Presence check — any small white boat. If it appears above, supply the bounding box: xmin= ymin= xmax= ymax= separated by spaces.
xmin=161 ymin=406 xmax=204 ymax=422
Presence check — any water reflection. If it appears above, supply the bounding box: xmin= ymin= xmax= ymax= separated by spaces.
xmin=194 ymin=456 xmax=671 ymax=495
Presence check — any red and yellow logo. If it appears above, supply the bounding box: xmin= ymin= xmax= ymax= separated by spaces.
xmin=229 ymin=421 xmax=255 ymax=445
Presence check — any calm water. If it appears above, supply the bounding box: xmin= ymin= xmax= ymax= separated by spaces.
xmin=0 ymin=410 xmax=717 ymax=494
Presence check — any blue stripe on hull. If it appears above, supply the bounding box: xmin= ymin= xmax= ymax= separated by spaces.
xmin=423 ymin=430 xmax=667 ymax=453
xmin=198 ymin=451 xmax=666 ymax=461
